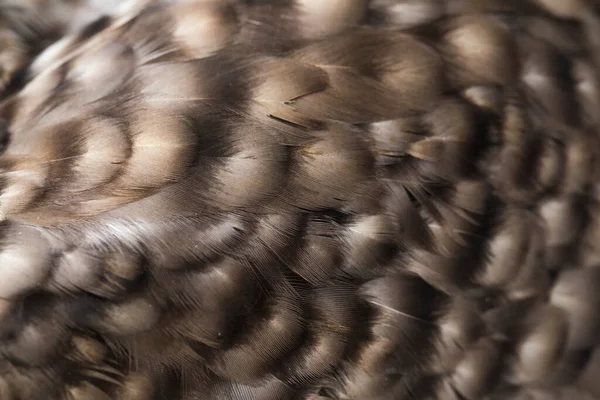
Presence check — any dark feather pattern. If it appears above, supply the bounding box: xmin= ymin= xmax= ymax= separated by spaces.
xmin=0 ymin=0 xmax=599 ymax=399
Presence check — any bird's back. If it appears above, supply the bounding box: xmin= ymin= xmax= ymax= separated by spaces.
xmin=0 ymin=1 xmax=599 ymax=399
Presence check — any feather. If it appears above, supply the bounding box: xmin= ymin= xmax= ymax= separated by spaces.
xmin=0 ymin=1 xmax=599 ymax=399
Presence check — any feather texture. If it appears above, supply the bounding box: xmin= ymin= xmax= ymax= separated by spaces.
xmin=0 ymin=0 xmax=599 ymax=399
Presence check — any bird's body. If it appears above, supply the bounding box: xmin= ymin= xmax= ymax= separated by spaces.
xmin=0 ymin=0 xmax=600 ymax=399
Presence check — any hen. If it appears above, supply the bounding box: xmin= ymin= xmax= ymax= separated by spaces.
xmin=0 ymin=0 xmax=600 ymax=399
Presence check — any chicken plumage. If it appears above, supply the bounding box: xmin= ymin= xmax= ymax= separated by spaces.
xmin=0 ymin=0 xmax=599 ymax=399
